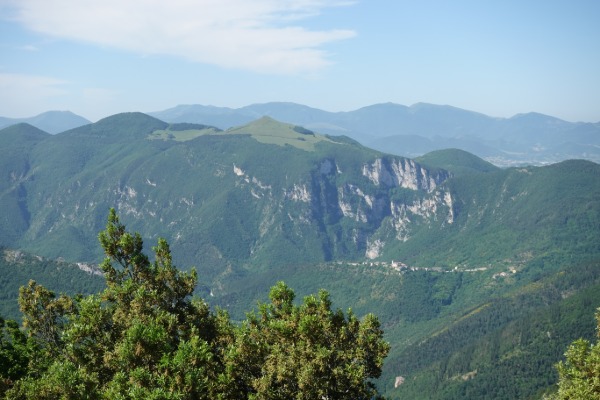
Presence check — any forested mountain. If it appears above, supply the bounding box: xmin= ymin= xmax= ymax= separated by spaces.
xmin=150 ymin=102 xmax=600 ymax=166
xmin=0 ymin=248 xmax=104 ymax=321
xmin=1 ymin=113 xmax=599 ymax=398
xmin=0 ymin=113 xmax=455 ymax=273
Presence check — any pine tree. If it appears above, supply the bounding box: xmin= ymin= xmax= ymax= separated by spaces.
xmin=226 ymin=281 xmax=389 ymax=399
xmin=546 ymin=308 xmax=600 ymax=399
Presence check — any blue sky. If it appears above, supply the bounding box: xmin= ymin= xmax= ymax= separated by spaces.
xmin=1 ymin=0 xmax=599 ymax=122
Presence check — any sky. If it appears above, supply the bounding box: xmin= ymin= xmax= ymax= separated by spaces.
xmin=0 ymin=0 xmax=599 ymax=122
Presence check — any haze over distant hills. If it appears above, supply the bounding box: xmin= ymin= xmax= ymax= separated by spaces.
xmin=149 ymin=102 xmax=600 ymax=167
xmin=3 ymin=102 xmax=598 ymax=166
xmin=0 ymin=110 xmax=91 ymax=134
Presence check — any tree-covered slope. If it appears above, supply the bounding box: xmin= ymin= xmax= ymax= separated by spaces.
xmin=384 ymin=159 xmax=600 ymax=271
xmin=0 ymin=247 xmax=104 ymax=321
xmin=0 ymin=124 xmax=51 ymax=245
xmin=416 ymin=148 xmax=499 ymax=177
xmin=1 ymin=113 xmax=453 ymax=275
xmin=384 ymin=261 xmax=600 ymax=399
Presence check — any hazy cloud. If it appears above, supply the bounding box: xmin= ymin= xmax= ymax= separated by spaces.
xmin=19 ymin=44 xmax=39 ymax=51
xmin=0 ymin=73 xmax=68 ymax=116
xmin=7 ymin=0 xmax=356 ymax=74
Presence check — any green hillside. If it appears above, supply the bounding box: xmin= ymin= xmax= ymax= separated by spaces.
xmin=381 ymin=160 xmax=600 ymax=269
xmin=0 ymin=247 xmax=104 ymax=321
xmin=148 ymin=116 xmax=334 ymax=150
xmin=384 ymin=261 xmax=600 ymax=399
xmin=148 ymin=122 xmax=222 ymax=141
xmin=2 ymin=112 xmax=451 ymax=271
xmin=225 ymin=116 xmax=334 ymax=150
xmin=0 ymin=124 xmax=50 ymax=245
xmin=416 ymin=148 xmax=499 ymax=176
xmin=0 ymin=113 xmax=599 ymax=398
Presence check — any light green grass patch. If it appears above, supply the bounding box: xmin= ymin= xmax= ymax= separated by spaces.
xmin=224 ymin=116 xmax=334 ymax=151
xmin=148 ymin=127 xmax=221 ymax=141
xmin=148 ymin=117 xmax=334 ymax=151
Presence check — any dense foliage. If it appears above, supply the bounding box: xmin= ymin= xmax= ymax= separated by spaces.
xmin=546 ymin=308 xmax=600 ymax=399
xmin=0 ymin=210 xmax=388 ymax=399
xmin=383 ymin=262 xmax=600 ymax=399
xmin=0 ymin=318 xmax=28 ymax=393
xmin=0 ymin=248 xmax=104 ymax=321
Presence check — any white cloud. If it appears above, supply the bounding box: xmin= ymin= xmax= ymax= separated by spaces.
xmin=0 ymin=73 xmax=68 ymax=117
xmin=8 ymin=0 xmax=356 ymax=74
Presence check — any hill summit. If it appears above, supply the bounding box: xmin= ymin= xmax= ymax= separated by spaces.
xmin=225 ymin=116 xmax=330 ymax=150
xmin=0 ymin=110 xmax=90 ymax=133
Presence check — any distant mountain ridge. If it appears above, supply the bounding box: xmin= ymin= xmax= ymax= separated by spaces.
xmin=150 ymin=102 xmax=600 ymax=166
xmin=3 ymin=103 xmax=598 ymax=165
xmin=0 ymin=110 xmax=91 ymax=134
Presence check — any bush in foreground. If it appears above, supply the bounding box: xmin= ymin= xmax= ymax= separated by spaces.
xmin=1 ymin=209 xmax=389 ymax=399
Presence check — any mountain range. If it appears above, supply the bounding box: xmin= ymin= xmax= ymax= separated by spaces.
xmin=1 ymin=112 xmax=599 ymax=398
xmin=149 ymin=102 xmax=600 ymax=166
xmin=3 ymin=102 xmax=599 ymax=166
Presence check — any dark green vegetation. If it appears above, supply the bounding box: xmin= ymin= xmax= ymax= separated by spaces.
xmin=0 ymin=113 xmax=452 ymax=274
xmin=546 ymin=308 xmax=600 ymax=399
xmin=1 ymin=113 xmax=599 ymax=398
xmin=384 ymin=262 xmax=600 ymax=399
xmin=0 ymin=248 xmax=104 ymax=321
xmin=0 ymin=211 xmax=388 ymax=399
xmin=415 ymin=148 xmax=499 ymax=177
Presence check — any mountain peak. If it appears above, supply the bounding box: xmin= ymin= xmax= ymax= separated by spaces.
xmin=94 ymin=111 xmax=163 ymax=124
xmin=0 ymin=122 xmax=50 ymax=142
xmin=226 ymin=116 xmax=329 ymax=151
xmin=62 ymin=112 xmax=168 ymax=139
xmin=0 ymin=110 xmax=91 ymax=134
xmin=256 ymin=115 xmax=278 ymax=123
xmin=230 ymin=115 xmax=297 ymax=131
xmin=508 ymin=112 xmax=567 ymax=124
xmin=416 ymin=148 xmax=499 ymax=176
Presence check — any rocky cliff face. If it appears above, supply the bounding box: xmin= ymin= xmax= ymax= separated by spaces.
xmin=271 ymin=156 xmax=453 ymax=260
xmin=362 ymin=157 xmax=445 ymax=192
